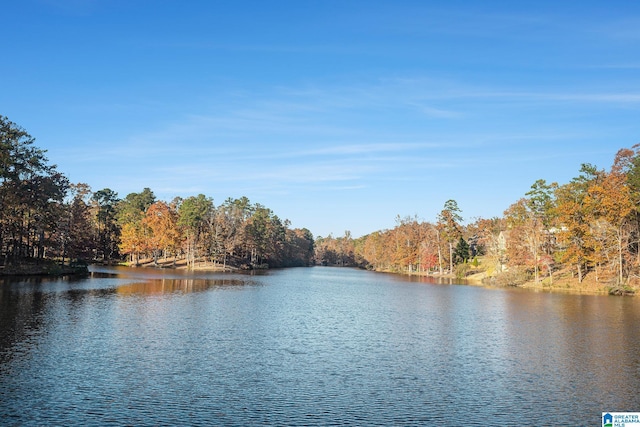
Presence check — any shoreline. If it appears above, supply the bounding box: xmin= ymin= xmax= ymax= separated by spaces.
xmin=0 ymin=263 xmax=89 ymax=277
xmin=5 ymin=257 xmax=632 ymax=297
xmin=383 ymin=268 xmax=631 ymax=296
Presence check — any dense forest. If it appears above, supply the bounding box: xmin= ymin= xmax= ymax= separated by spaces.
xmin=315 ymin=147 xmax=640 ymax=292
xmin=0 ymin=116 xmax=314 ymax=271
xmin=3 ymin=115 xmax=640 ymax=292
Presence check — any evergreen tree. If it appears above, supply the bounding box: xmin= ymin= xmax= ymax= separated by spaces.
xmin=453 ymin=237 xmax=470 ymax=265
xmin=0 ymin=116 xmax=69 ymax=261
xmin=92 ymin=188 xmax=120 ymax=261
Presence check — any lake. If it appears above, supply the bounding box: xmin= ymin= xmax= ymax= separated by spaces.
xmin=1 ymin=266 xmax=639 ymax=426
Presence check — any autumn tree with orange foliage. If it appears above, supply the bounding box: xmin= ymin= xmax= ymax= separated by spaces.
xmin=143 ymin=201 xmax=181 ymax=265
xmin=584 ymin=153 xmax=635 ymax=284
xmin=553 ymin=165 xmax=603 ymax=282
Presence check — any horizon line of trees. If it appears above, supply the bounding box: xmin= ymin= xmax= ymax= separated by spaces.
xmin=4 ymin=115 xmax=640 ymax=286
xmin=315 ymin=145 xmax=640 ymax=287
xmin=314 ymin=200 xmax=476 ymax=278
xmin=0 ymin=116 xmax=313 ymax=269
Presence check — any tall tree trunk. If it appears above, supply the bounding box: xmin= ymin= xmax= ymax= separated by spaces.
xmin=618 ymin=229 xmax=624 ymax=285
xmin=533 ymin=244 xmax=539 ymax=283
xmin=577 ymin=262 xmax=583 ymax=283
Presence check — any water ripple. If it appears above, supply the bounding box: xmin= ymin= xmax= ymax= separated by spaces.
xmin=1 ymin=267 xmax=639 ymax=425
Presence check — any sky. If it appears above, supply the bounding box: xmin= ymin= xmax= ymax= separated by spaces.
xmin=3 ymin=1 xmax=640 ymax=238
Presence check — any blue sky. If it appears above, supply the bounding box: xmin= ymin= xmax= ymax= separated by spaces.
xmin=3 ymin=1 xmax=640 ymax=237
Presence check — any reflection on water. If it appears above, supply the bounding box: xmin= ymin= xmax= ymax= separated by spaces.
xmin=116 ymin=278 xmax=253 ymax=295
xmin=1 ymin=266 xmax=639 ymax=426
xmin=1 ymin=266 xmax=260 ymax=296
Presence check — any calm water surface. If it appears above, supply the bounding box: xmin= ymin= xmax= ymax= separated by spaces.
xmin=1 ymin=266 xmax=639 ymax=426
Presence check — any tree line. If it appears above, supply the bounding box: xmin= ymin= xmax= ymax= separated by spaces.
xmin=0 ymin=116 xmax=314 ymax=269
xmin=4 ymin=115 xmax=640 ymax=287
xmin=315 ymin=146 xmax=640 ymax=288
xmin=314 ymin=200 xmax=475 ymax=278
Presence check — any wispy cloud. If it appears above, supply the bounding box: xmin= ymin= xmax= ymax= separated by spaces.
xmin=58 ymin=74 xmax=636 ymax=167
xmin=587 ymin=63 xmax=640 ymax=70
xmin=597 ymin=18 xmax=640 ymax=41
xmin=464 ymin=91 xmax=640 ymax=104
xmin=53 ymin=71 xmax=638 ymax=205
